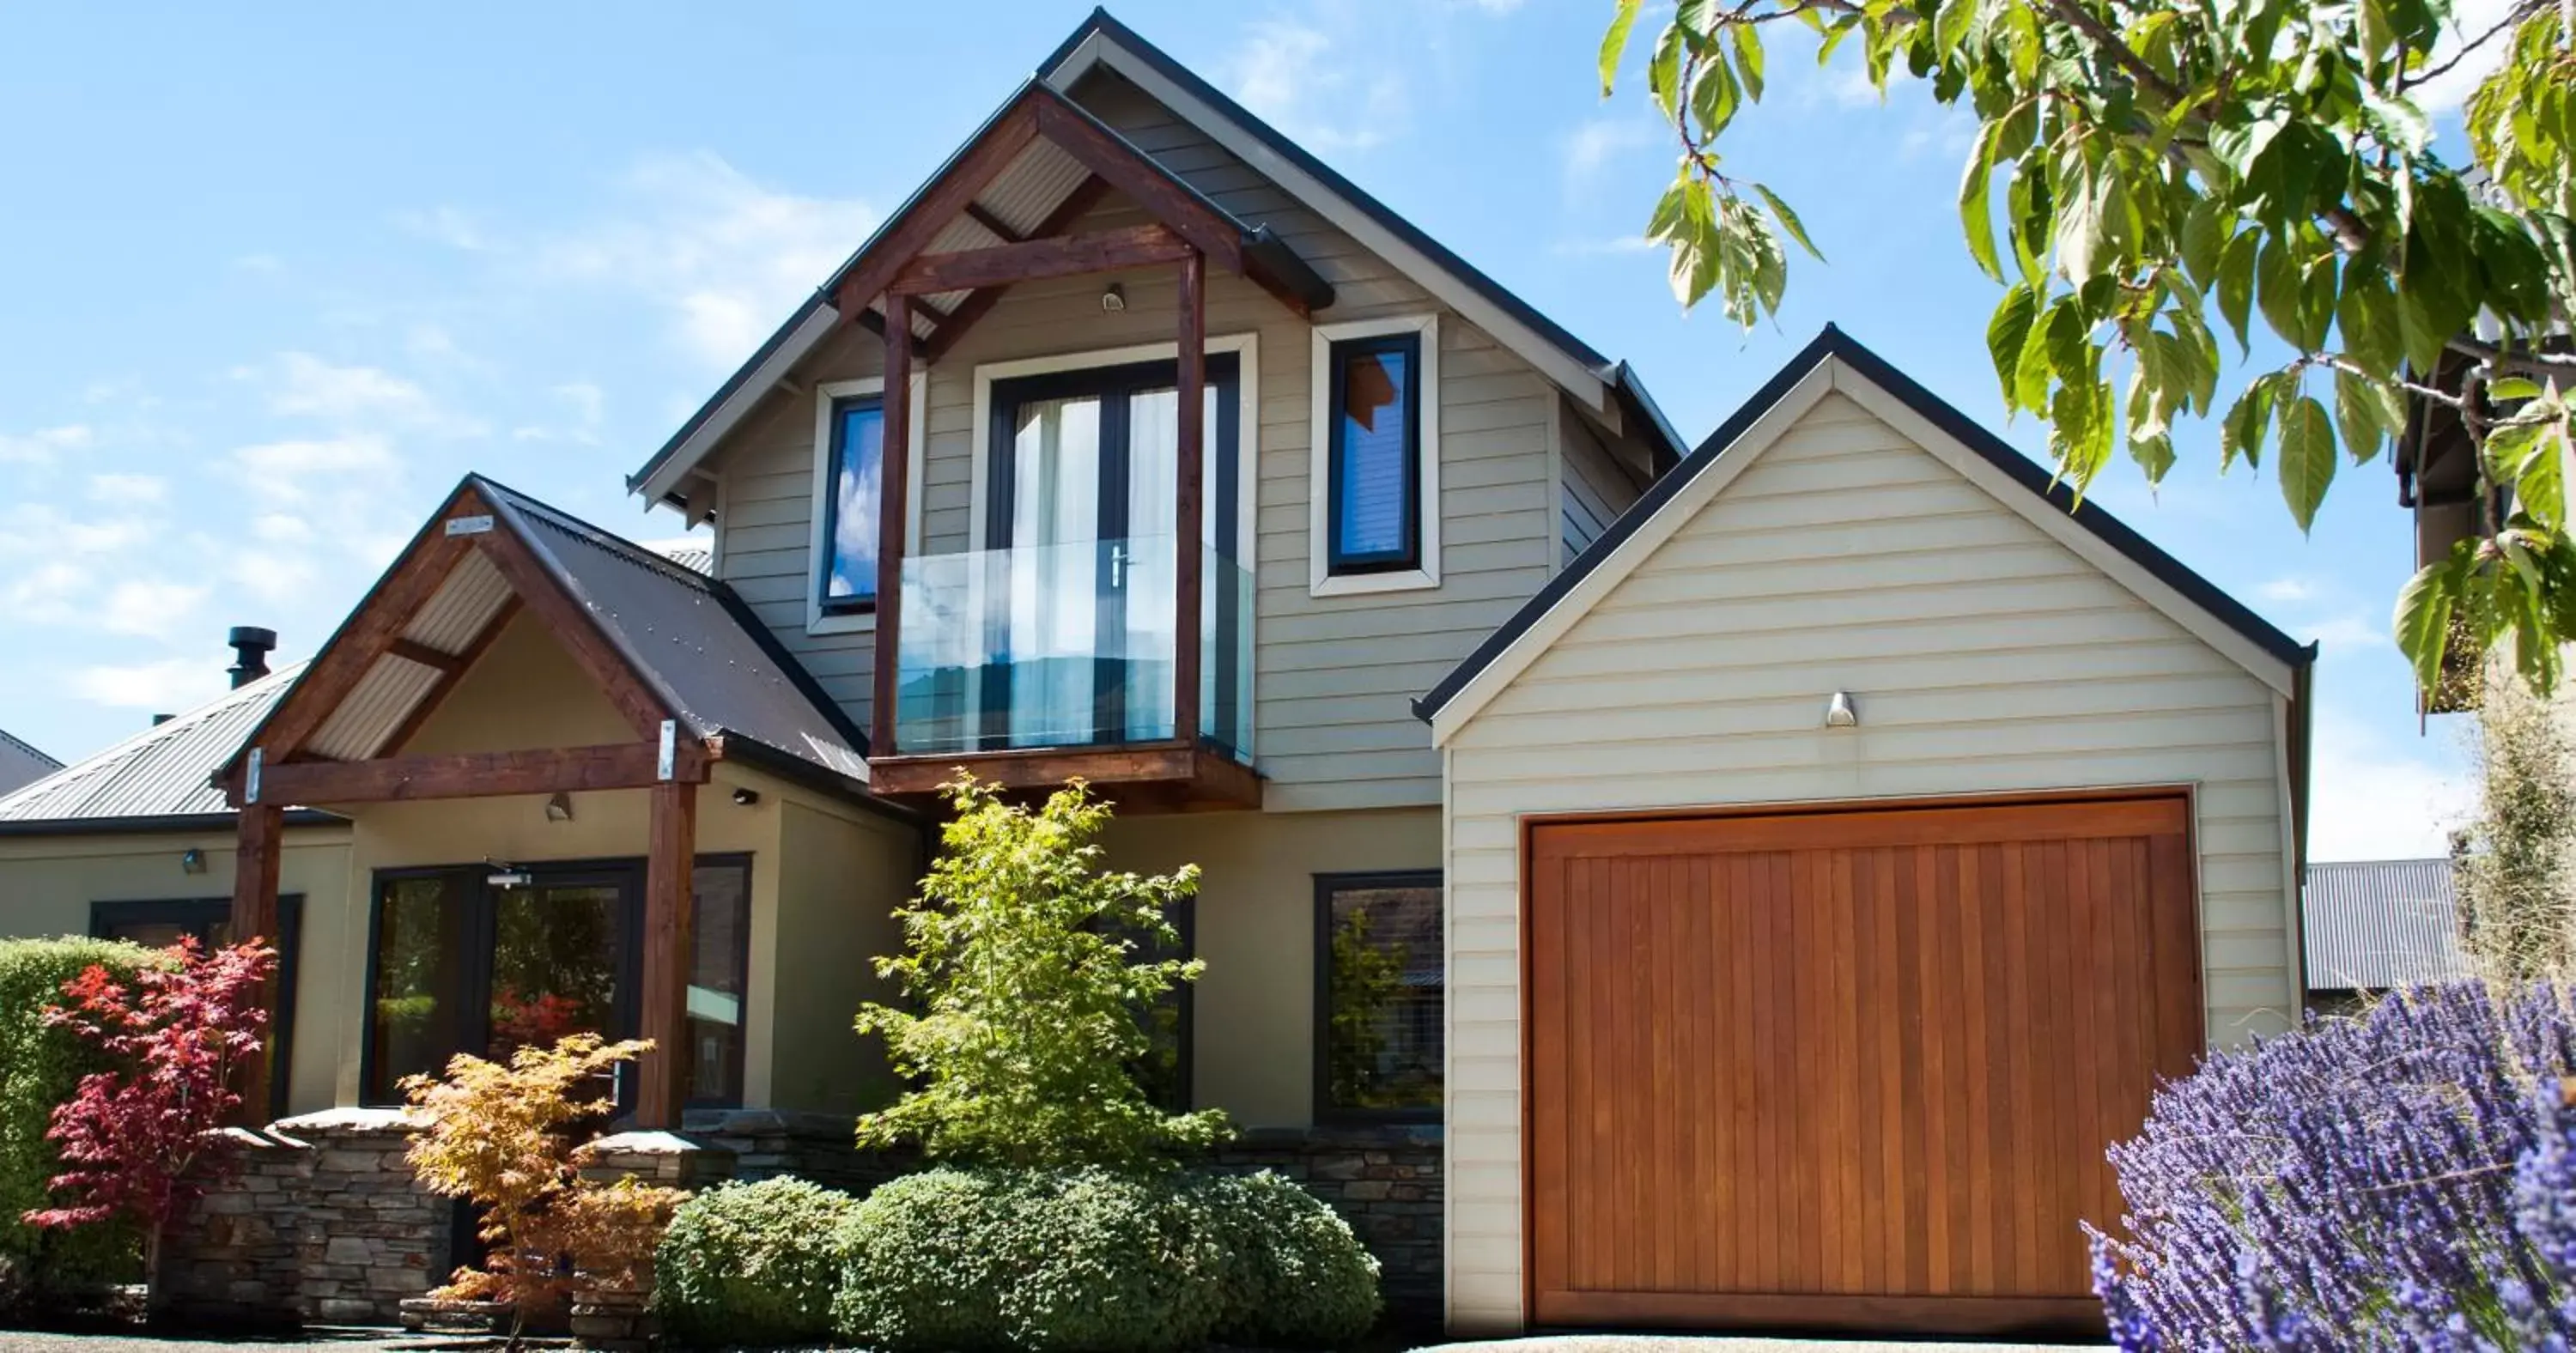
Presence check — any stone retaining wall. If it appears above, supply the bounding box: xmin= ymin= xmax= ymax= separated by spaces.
xmin=156 ymin=1108 xmax=448 ymax=1327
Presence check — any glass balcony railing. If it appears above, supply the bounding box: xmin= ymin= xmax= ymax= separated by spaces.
xmin=893 ymin=537 xmax=1254 ymax=761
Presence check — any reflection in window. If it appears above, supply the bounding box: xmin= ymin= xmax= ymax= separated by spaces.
xmin=823 ymin=398 xmax=886 ymax=610
xmin=367 ymin=875 xmax=470 ymax=1105
xmin=92 ymin=895 xmax=303 ymax=1119
xmin=1327 ymin=334 xmax=1421 ymax=573
xmin=1317 ymin=872 xmax=1443 ymax=1120
xmin=487 ymin=880 xmax=623 ymax=1063
xmin=688 ymin=861 xmax=751 ymax=1107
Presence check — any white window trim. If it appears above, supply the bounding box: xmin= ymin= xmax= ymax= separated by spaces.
xmin=806 ymin=372 xmax=929 ymax=636
xmin=1309 ymin=312 xmax=1441 ymax=598
xmin=964 ymin=332 xmax=1260 ymax=567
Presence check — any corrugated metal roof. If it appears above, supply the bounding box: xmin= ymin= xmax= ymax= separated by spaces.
xmin=639 ymin=540 xmax=713 ymax=576
xmin=476 ymin=477 xmax=871 ymax=781
xmin=0 ymin=729 xmax=59 ymax=797
xmin=2303 ymin=858 xmax=2474 ymax=992
xmin=0 ymin=666 xmax=306 ymax=823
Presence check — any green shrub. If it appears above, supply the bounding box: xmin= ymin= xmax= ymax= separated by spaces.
xmin=653 ymin=1177 xmax=860 ymax=1346
xmin=0 ymin=936 xmax=167 ymax=1303
xmin=831 ymin=1167 xmax=1380 ymax=1353
xmin=1191 ymin=1171 xmax=1381 ymax=1345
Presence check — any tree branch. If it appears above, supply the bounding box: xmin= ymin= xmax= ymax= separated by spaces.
xmin=2398 ymin=1 xmax=2543 ymax=95
xmin=2449 ymin=333 xmax=2576 ymax=376
xmin=2042 ymin=0 xmax=2185 ymax=102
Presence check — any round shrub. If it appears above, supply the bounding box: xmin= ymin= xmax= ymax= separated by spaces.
xmin=1191 ymin=1170 xmax=1381 ymax=1346
xmin=653 ymin=1177 xmax=860 ymax=1346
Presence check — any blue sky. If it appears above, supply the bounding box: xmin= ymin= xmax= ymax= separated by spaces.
xmin=0 ymin=1 xmax=2485 ymax=858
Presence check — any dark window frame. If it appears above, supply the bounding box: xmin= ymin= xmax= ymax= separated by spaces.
xmin=817 ymin=393 xmax=889 ymax=616
xmin=89 ymin=895 xmax=304 ymax=1121
xmin=355 ymin=854 xmax=752 ymax=1112
xmin=1323 ymin=332 xmax=1425 ymax=576
xmin=1311 ymin=869 xmax=1443 ymax=1125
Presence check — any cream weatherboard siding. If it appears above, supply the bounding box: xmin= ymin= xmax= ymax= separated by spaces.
xmin=706 ymin=70 xmax=1591 ymax=812
xmin=1436 ymin=388 xmax=2300 ymax=1332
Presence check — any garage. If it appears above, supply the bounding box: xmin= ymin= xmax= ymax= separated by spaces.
xmin=1523 ymin=796 xmax=2202 ymax=1334
xmin=1415 ymin=331 xmax=2312 ymax=1337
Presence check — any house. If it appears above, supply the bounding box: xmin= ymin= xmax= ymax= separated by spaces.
xmin=0 ymin=9 xmax=2312 ymax=1339
xmin=2301 ymin=858 xmax=2471 ymax=1010
xmin=0 ymin=728 xmax=59 ymax=797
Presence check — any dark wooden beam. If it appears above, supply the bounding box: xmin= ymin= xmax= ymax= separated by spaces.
xmin=468 ymin=528 xmax=673 ymax=742
xmin=963 ymin=201 xmax=1022 ymax=243
xmin=1031 ymin=96 xmax=1243 ymax=273
xmin=922 ymin=177 xmax=1113 ymax=361
xmin=373 ymin=596 xmax=523 ymax=759
xmin=891 ymin=224 xmax=1190 ymax=296
xmin=229 ymin=801 xmax=283 ymax=1125
xmin=834 ymin=99 xmax=1040 ymax=327
xmin=872 ymin=303 xmax=914 ymax=758
xmin=255 ymin=741 xmax=708 ymax=806
xmin=867 ymin=741 xmax=1261 ymax=810
xmin=635 ymin=779 xmax=697 ymax=1129
xmin=1173 ymin=248 xmax=1206 ymax=755
xmin=386 ymin=638 xmax=465 ymax=673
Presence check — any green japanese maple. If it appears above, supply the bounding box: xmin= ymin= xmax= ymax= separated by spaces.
xmin=1604 ymin=0 xmax=2576 ymax=691
xmin=853 ymin=776 xmax=1228 ymax=1167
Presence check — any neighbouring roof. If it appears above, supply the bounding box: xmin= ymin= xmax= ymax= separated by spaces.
xmin=0 ymin=728 xmax=59 ymax=797
xmin=627 ymin=9 xmax=1684 ymax=506
xmin=2303 ymin=858 xmax=2474 ymax=992
xmin=1416 ymin=325 xmax=2318 ymax=728
xmin=641 ymin=538 xmax=714 ymax=576
xmin=0 ymin=665 xmax=341 ymax=834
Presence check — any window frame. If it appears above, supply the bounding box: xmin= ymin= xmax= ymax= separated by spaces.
xmin=89 ymin=895 xmax=304 ymax=1121
xmin=1309 ymin=314 xmax=1441 ymax=597
xmin=1322 ymin=332 xmax=1425 ymax=575
xmin=1310 ymin=869 xmax=1444 ymax=1125
xmin=806 ymin=372 xmax=929 ymax=636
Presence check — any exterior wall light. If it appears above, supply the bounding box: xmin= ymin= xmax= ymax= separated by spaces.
xmin=180 ymin=847 xmax=207 ymax=875
xmin=544 ymin=792 xmax=574 ymax=823
xmin=732 ymin=787 xmax=762 ymax=806
xmin=1101 ymin=282 xmax=1127 ymax=312
xmin=1824 ymin=690 xmax=1859 ymax=728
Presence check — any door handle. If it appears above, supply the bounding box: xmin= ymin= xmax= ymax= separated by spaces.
xmin=1109 ymin=541 xmax=1127 ymax=590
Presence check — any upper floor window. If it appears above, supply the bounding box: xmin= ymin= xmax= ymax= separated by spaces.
xmin=1309 ymin=315 xmax=1441 ymax=597
xmin=820 ymin=396 xmax=885 ymax=613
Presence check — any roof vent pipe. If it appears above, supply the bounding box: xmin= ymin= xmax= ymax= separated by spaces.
xmin=227 ymin=627 xmax=276 ymax=689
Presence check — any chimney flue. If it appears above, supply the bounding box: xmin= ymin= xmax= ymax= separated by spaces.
xmin=227 ymin=626 xmax=276 ymax=689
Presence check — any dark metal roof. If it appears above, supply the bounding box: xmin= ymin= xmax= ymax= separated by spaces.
xmin=0 ymin=728 xmax=59 ymax=797
xmin=0 ymin=665 xmax=343 ymax=830
xmin=2303 ymin=858 xmax=2473 ymax=992
xmin=471 ymin=476 xmax=873 ymax=784
xmin=1416 ymin=325 xmax=2318 ymax=722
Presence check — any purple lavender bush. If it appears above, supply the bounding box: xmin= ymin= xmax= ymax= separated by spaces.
xmin=2090 ymin=981 xmax=2576 ymax=1350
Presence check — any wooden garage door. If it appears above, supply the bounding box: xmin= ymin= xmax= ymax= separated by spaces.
xmin=1525 ymin=795 xmax=2202 ymax=1337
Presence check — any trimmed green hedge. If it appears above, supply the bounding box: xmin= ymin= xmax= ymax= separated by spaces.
xmin=0 ymin=936 xmax=167 ymax=1307
xmin=831 ymin=1167 xmax=1379 ymax=1353
xmin=654 ymin=1177 xmax=861 ymax=1346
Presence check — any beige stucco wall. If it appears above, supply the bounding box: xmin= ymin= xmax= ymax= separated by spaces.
xmin=0 ymin=824 xmax=355 ymax=1114
xmin=1103 ymin=805 xmax=1439 ymax=1129
xmin=1435 ymin=384 xmax=2303 ymax=1331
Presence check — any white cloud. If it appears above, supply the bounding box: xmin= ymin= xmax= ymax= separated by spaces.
xmin=2306 ymin=711 xmax=2477 ymax=861
xmin=522 ymin=152 xmax=876 ymax=370
xmin=2258 ymin=576 xmax=2318 ymax=603
xmin=392 ymin=205 xmax=494 ymax=252
xmin=66 ymin=657 xmax=228 ymax=713
xmin=1552 ymin=234 xmax=1663 ymax=258
xmin=231 ymin=550 xmax=318 ymax=604
xmin=1224 ymin=19 xmax=1409 ymax=155
xmin=0 ymin=424 xmax=94 ymax=464
xmin=252 ymin=513 xmax=313 ymax=544
xmin=240 ymin=351 xmax=475 ymax=434
xmin=89 ymin=473 xmax=168 ymax=505
xmin=231 ymin=252 xmax=284 ymax=274
xmin=2302 ymin=613 xmax=2390 ymax=652
xmin=99 ymin=579 xmax=213 ymax=637
xmin=516 ymin=381 xmax=607 ymax=445
xmin=231 ymin=434 xmax=398 ymax=487
xmin=1561 ymin=116 xmax=1660 ymax=194
xmin=2413 ymin=0 xmax=2522 ymax=113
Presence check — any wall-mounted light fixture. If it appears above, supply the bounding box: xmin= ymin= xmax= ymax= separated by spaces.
xmin=179 ymin=847 xmax=207 ymax=875
xmin=1100 ymin=282 xmax=1127 ymax=312
xmin=1824 ymin=690 xmax=1859 ymax=728
xmin=544 ymin=792 xmax=574 ymax=823
xmin=732 ymin=787 xmax=762 ymax=807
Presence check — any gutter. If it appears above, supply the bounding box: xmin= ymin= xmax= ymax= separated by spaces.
xmin=0 ymin=809 xmax=346 ymax=840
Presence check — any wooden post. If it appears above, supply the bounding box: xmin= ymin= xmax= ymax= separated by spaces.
xmin=635 ymin=776 xmax=698 ymax=1129
xmin=1173 ymin=250 xmax=1206 ymax=749
xmin=230 ymin=794 xmax=283 ymax=1124
xmin=872 ymin=296 xmax=914 ymax=759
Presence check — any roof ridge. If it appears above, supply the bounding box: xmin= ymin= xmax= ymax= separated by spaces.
xmin=0 ymin=661 xmax=307 ymax=816
xmin=0 ymin=725 xmax=59 ymax=771
xmin=469 ymin=475 xmax=720 ymax=592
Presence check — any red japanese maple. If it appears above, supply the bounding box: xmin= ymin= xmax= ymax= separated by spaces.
xmin=22 ymin=937 xmax=277 ymax=1289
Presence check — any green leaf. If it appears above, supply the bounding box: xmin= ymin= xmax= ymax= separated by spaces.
xmin=2178 ymin=197 xmax=2226 ymax=289
xmin=2488 ymin=414 xmax=2570 ymax=531
xmin=2276 ymin=393 xmax=2336 ymax=531
xmin=2256 ymin=233 xmax=2307 ymax=350
xmin=1960 ymin=123 xmax=2003 ymax=282
xmin=1648 ymin=23 xmax=1686 ymax=123
xmin=1727 ymin=22 xmax=1765 ymax=101
xmin=2057 ymin=155 xmax=2107 ymax=280
xmin=2014 ymin=294 xmax=2060 ymax=410
xmin=2363 ymin=88 xmax=2432 ymax=156
xmin=2217 ymin=230 xmax=2258 ymax=351
xmin=1987 ymin=286 xmax=2039 ymax=410
xmin=2334 ymin=369 xmax=2401 ymax=465
xmin=1689 ymin=52 xmax=1741 ymax=137
xmin=1600 ymin=0 xmax=1643 ymax=97
xmin=2223 ymin=373 xmax=2281 ymax=470
xmin=2492 ymin=377 xmax=2548 ymax=402
xmin=2336 ymin=258 xmax=2402 ymax=378
xmin=2393 ymin=548 xmax=2469 ymax=694
xmin=1753 ymin=183 xmax=1822 ymax=260
xmin=2130 ymin=430 xmax=2177 ymax=485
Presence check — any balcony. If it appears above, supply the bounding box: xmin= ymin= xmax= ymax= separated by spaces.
xmin=866 ymin=537 xmax=1259 ymax=809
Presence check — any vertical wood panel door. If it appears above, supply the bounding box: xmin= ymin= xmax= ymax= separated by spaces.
xmin=1525 ymin=795 xmax=2202 ymax=1338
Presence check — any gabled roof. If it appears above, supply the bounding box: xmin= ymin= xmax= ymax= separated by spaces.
xmin=1417 ymin=325 xmax=2318 ymax=734
xmin=0 ymin=665 xmax=343 ymax=834
xmin=2303 ymin=858 xmax=2473 ymax=992
xmin=0 ymin=728 xmax=59 ymax=797
xmin=628 ymin=9 xmax=1684 ymax=505
xmin=222 ymin=476 xmax=872 ymax=797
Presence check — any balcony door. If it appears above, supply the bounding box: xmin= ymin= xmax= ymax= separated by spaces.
xmin=984 ymin=354 xmax=1238 ymax=750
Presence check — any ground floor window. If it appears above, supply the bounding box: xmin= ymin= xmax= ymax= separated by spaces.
xmin=1314 ymin=871 xmax=1443 ymax=1121
xmin=91 ymin=895 xmax=304 ymax=1119
xmin=361 ymin=857 xmax=750 ymax=1109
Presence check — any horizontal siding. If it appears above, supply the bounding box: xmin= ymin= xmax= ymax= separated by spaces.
xmin=1555 ymin=397 xmax=1643 ymax=568
xmin=1441 ymin=390 xmax=2297 ymax=1328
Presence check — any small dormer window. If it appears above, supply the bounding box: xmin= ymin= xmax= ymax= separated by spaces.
xmin=820 ymin=396 xmax=886 ymax=612
xmin=1309 ymin=314 xmax=1441 ymax=597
